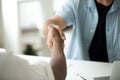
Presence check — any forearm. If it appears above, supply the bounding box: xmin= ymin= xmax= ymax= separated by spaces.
xmin=47 ymin=24 xmax=67 ymax=80
xmin=50 ymin=50 xmax=67 ymax=80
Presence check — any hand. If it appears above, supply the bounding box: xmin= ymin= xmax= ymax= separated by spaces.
xmin=47 ymin=25 xmax=65 ymax=50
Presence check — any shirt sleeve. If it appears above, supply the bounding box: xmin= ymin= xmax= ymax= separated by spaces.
xmin=55 ymin=0 xmax=75 ymax=26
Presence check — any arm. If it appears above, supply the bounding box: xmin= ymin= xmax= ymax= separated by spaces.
xmin=49 ymin=27 xmax=67 ymax=80
xmin=43 ymin=16 xmax=67 ymax=48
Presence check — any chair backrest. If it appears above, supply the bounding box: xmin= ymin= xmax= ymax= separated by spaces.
xmin=0 ymin=51 xmax=54 ymax=80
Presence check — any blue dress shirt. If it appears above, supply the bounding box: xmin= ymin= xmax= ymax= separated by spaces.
xmin=55 ymin=0 xmax=120 ymax=62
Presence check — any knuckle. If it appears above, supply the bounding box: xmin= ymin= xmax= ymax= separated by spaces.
xmin=46 ymin=38 xmax=53 ymax=48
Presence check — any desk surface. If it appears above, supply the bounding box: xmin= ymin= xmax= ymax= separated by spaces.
xmin=66 ymin=60 xmax=113 ymax=80
xmin=17 ymin=55 xmax=113 ymax=80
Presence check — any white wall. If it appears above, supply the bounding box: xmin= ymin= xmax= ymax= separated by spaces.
xmin=1 ymin=0 xmax=20 ymax=53
xmin=0 ymin=0 xmax=4 ymax=48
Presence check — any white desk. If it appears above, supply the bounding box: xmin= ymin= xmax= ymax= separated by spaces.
xmin=66 ymin=60 xmax=113 ymax=80
xmin=17 ymin=55 xmax=113 ymax=80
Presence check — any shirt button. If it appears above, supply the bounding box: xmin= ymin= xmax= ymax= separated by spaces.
xmin=94 ymin=13 xmax=97 ymax=16
xmin=107 ymin=28 xmax=110 ymax=32
xmin=90 ymin=29 xmax=93 ymax=33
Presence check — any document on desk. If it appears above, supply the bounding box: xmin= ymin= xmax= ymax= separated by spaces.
xmin=66 ymin=60 xmax=113 ymax=80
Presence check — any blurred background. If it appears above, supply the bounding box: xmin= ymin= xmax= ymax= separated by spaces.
xmin=0 ymin=0 xmax=72 ymax=57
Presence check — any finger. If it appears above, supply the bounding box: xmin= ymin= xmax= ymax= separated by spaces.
xmin=46 ymin=32 xmax=53 ymax=49
xmin=47 ymin=38 xmax=53 ymax=49
xmin=58 ymin=29 xmax=66 ymax=40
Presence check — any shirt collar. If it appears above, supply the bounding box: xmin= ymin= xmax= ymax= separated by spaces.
xmin=86 ymin=0 xmax=120 ymax=13
xmin=109 ymin=0 xmax=120 ymax=13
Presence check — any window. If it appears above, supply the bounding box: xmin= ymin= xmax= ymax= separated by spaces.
xmin=18 ymin=0 xmax=43 ymax=30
